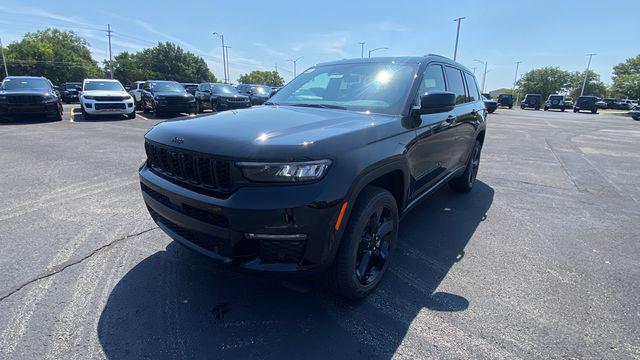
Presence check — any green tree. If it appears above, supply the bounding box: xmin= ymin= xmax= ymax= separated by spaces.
xmin=238 ymin=70 xmax=284 ymax=87
xmin=109 ymin=42 xmax=217 ymax=85
xmin=610 ymin=55 xmax=640 ymax=99
xmin=567 ymin=70 xmax=607 ymax=99
xmin=515 ymin=67 xmax=572 ymax=100
xmin=2 ymin=28 xmax=102 ymax=84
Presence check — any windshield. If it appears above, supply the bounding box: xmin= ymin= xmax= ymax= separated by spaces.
xmin=2 ymin=78 xmax=50 ymax=90
xmin=482 ymin=94 xmax=492 ymax=100
xmin=499 ymin=94 xmax=512 ymax=99
xmin=151 ymin=82 xmax=185 ymax=93
xmin=269 ymin=62 xmax=419 ymax=115
xmin=251 ymin=85 xmax=272 ymax=95
xmin=212 ymin=85 xmax=238 ymax=94
xmin=84 ymin=81 xmax=124 ymax=91
xmin=63 ymin=83 xmax=82 ymax=90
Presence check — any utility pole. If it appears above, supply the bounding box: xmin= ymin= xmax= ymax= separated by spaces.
xmin=474 ymin=59 xmax=488 ymax=93
xmin=0 ymin=37 xmax=8 ymax=77
xmin=368 ymin=47 xmax=388 ymax=58
xmin=512 ymin=61 xmax=522 ymax=95
xmin=453 ymin=17 xmax=465 ymax=61
xmin=213 ymin=32 xmax=227 ymax=83
xmin=224 ymin=45 xmax=231 ymax=83
xmin=580 ymin=53 xmax=596 ymax=96
xmin=359 ymin=42 xmax=365 ymax=58
xmin=287 ymin=56 xmax=303 ymax=78
xmin=107 ymin=24 xmax=114 ymax=79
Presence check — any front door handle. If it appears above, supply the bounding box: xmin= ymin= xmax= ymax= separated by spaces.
xmin=445 ymin=115 xmax=455 ymax=123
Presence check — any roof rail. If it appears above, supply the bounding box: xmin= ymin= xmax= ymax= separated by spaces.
xmin=425 ymin=53 xmax=450 ymax=60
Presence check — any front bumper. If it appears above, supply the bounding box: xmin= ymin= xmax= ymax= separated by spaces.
xmin=82 ymin=100 xmax=135 ymax=115
xmin=0 ymin=102 xmax=59 ymax=116
xmin=139 ymin=164 xmax=343 ymax=273
xmin=157 ymin=102 xmax=196 ymax=113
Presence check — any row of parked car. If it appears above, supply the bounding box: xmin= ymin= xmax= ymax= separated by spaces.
xmin=481 ymin=92 xmax=638 ymax=116
xmin=0 ymin=75 xmax=280 ymax=121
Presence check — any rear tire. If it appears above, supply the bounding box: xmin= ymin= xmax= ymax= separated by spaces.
xmin=211 ymin=100 xmax=218 ymax=113
xmin=449 ymin=139 xmax=482 ymax=193
xmin=328 ymin=186 xmax=398 ymax=300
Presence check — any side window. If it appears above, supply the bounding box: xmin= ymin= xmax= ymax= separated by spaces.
xmin=416 ymin=65 xmax=446 ymax=106
xmin=444 ymin=66 xmax=467 ymax=105
xmin=464 ymin=72 xmax=480 ymax=102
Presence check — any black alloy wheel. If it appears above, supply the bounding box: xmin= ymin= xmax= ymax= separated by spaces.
xmin=355 ymin=205 xmax=393 ymax=286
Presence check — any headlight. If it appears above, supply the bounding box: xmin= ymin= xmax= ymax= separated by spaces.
xmin=83 ymin=95 xmax=95 ymax=100
xmin=124 ymin=95 xmax=132 ymax=100
xmin=155 ymin=96 xmax=165 ymax=100
xmin=236 ymin=160 xmax=331 ymax=183
xmin=43 ymin=94 xmax=57 ymax=102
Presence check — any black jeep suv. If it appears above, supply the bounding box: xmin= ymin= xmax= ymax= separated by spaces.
xmin=236 ymin=84 xmax=272 ymax=105
xmin=139 ymin=56 xmax=486 ymax=299
xmin=60 ymin=82 xmax=82 ymax=103
xmin=195 ymin=83 xmax=251 ymax=112
xmin=573 ymin=96 xmax=599 ymax=114
xmin=521 ymin=94 xmax=541 ymax=110
xmin=140 ymin=80 xmax=197 ymax=117
xmin=497 ymin=93 xmax=513 ymax=109
xmin=544 ymin=94 xmax=566 ymax=111
xmin=0 ymin=76 xmax=63 ymax=121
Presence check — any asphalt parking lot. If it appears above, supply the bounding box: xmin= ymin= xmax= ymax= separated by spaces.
xmin=0 ymin=104 xmax=639 ymax=359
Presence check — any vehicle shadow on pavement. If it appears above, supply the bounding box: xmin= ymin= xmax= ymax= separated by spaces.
xmin=97 ymin=181 xmax=493 ymax=359
xmin=0 ymin=115 xmax=59 ymax=125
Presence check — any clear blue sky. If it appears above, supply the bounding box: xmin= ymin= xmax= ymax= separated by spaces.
xmin=1 ymin=0 xmax=638 ymax=90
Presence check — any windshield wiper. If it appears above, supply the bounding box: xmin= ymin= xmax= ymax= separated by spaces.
xmin=289 ymin=103 xmax=347 ymax=110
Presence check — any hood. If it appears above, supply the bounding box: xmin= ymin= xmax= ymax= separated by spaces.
xmin=0 ymin=89 xmax=49 ymax=96
xmin=82 ymin=90 xmax=129 ymax=97
xmin=145 ymin=105 xmax=401 ymax=160
xmin=153 ymin=91 xmax=190 ymax=98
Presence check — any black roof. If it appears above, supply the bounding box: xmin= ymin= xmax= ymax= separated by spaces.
xmin=316 ymin=55 xmax=473 ymax=74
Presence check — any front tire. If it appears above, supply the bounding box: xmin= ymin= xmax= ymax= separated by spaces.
xmin=328 ymin=187 xmax=398 ymax=300
xmin=127 ymin=111 xmax=136 ymax=119
xmin=152 ymin=103 xmax=161 ymax=118
xmin=450 ymin=139 xmax=481 ymax=193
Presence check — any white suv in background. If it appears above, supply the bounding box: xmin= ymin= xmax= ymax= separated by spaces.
xmin=80 ymin=79 xmax=135 ymax=120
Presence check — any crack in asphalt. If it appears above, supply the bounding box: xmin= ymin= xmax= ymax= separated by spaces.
xmin=0 ymin=227 xmax=159 ymax=302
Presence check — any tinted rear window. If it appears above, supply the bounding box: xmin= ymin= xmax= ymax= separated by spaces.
xmin=444 ymin=67 xmax=466 ymax=105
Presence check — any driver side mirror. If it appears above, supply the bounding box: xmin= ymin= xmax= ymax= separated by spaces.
xmin=413 ymin=91 xmax=456 ymax=115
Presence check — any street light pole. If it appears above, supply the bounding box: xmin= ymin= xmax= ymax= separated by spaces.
xmin=453 ymin=17 xmax=465 ymax=61
xmin=368 ymin=47 xmax=388 ymax=58
xmin=512 ymin=61 xmax=522 ymax=94
xmin=474 ymin=59 xmax=488 ymax=93
xmin=359 ymin=42 xmax=365 ymax=58
xmin=287 ymin=56 xmax=303 ymax=78
xmin=580 ymin=53 xmax=597 ymax=96
xmin=0 ymin=37 xmax=8 ymax=77
xmin=224 ymin=45 xmax=231 ymax=83
xmin=213 ymin=32 xmax=227 ymax=83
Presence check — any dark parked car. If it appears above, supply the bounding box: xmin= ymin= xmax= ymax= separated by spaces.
xmin=482 ymin=93 xmax=498 ymax=113
xmin=140 ymin=80 xmax=196 ymax=117
xmin=181 ymin=83 xmax=198 ymax=96
xmin=60 ymin=82 xmax=82 ymax=103
xmin=573 ymin=96 xmax=599 ymax=114
xmin=139 ymin=55 xmax=487 ymax=299
xmin=521 ymin=94 xmax=541 ymax=110
xmin=0 ymin=76 xmax=63 ymax=121
xmin=195 ymin=83 xmax=251 ymax=112
xmin=497 ymin=93 xmax=513 ymax=109
xmin=544 ymin=94 xmax=566 ymax=111
xmin=236 ymin=84 xmax=272 ymax=105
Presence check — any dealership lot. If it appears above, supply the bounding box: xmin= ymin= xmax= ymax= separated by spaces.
xmin=0 ymin=106 xmax=639 ymax=359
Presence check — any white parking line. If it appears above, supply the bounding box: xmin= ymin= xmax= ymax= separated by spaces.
xmin=136 ymin=112 xmax=149 ymax=121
